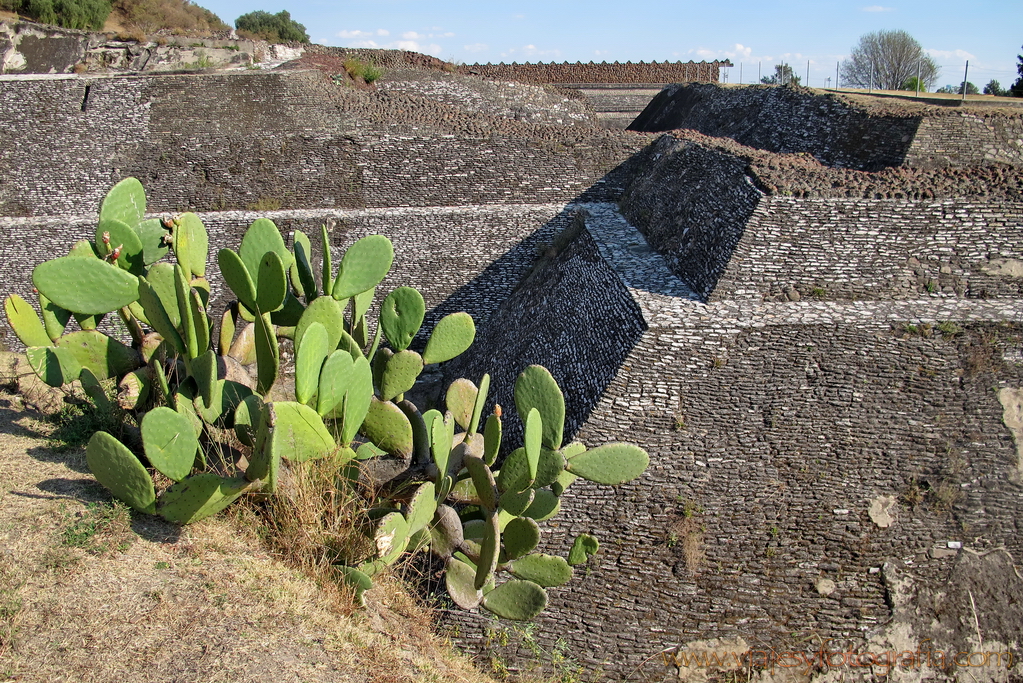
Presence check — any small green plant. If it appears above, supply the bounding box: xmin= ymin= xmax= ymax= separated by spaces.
xmin=342 ymin=57 xmax=384 ymax=84
xmin=246 ymin=196 xmax=283 ymax=211
xmin=937 ymin=321 xmax=962 ymax=338
xmin=60 ymin=501 xmax=133 ymax=553
xmin=925 ymin=280 xmax=938 ymax=293
xmin=809 ymin=286 xmax=827 ymax=299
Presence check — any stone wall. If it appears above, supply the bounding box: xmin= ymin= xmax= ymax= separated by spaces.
xmin=629 ymin=83 xmax=1023 ymax=171
xmin=460 ymin=60 xmax=728 ymax=85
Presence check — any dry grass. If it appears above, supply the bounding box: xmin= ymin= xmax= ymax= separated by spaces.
xmin=0 ymin=392 xmax=499 ymax=683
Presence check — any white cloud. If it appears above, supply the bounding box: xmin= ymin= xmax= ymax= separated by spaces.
xmin=464 ymin=43 xmax=488 ymax=53
xmin=338 ymin=29 xmax=381 ymax=39
xmin=926 ymin=48 xmax=976 ymax=62
xmin=402 ymin=31 xmax=422 ymax=40
xmin=335 ymin=27 xmax=450 ymax=56
xmin=862 ymin=5 xmax=894 ymax=11
xmin=377 ymin=29 xmax=389 ymax=36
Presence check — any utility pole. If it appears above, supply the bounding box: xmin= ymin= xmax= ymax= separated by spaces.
xmin=869 ymin=62 xmax=874 ymax=93
xmin=961 ymin=60 xmax=969 ymax=100
xmin=739 ymin=62 xmax=742 ymax=85
xmin=806 ymin=60 xmax=810 ymax=86
xmin=758 ymin=61 xmax=761 ymax=83
xmin=836 ymin=61 xmax=839 ymax=90
xmin=916 ymin=57 xmax=921 ymax=96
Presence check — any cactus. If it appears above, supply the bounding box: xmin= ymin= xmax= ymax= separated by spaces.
xmin=522 ymin=489 xmax=561 ymax=521
xmin=141 ymin=407 xmax=198 ymax=481
xmin=430 ymin=505 xmax=462 ymax=559
xmin=332 ymin=235 xmax=394 ymax=300
xmin=157 ymin=473 xmax=253 ymax=524
xmin=33 ymin=256 xmax=140 ymax=315
xmin=5 ymin=295 xmax=52 ymax=348
xmin=361 ymin=397 xmax=414 ymax=459
xmin=503 ymin=516 xmax=540 ymax=560
xmin=255 ymin=251 xmax=287 ymax=313
xmin=296 ymin=295 xmax=344 ymax=354
xmin=379 ymin=286 xmax=425 ymax=351
xmin=403 ymin=481 xmax=437 ymax=535
xmin=445 ymin=557 xmax=483 ymax=609
xmin=136 ymin=218 xmax=170 ymax=266
xmin=445 ymin=378 xmax=477 ymax=432
xmin=316 ymin=350 xmax=353 ymax=417
xmin=514 ymin=365 xmax=565 ymax=451
xmin=379 ymin=350 xmax=423 ymax=402
xmin=499 ymin=488 xmax=535 ymax=517
xmin=86 ymin=431 xmax=157 ymax=514
xmin=465 ymin=455 xmax=498 ymax=512
xmin=240 ymin=218 xmax=292 ymax=286
xmin=480 ymin=579 xmax=548 ymax=621
xmin=507 ymin=554 xmax=572 ymax=587
xmin=246 ymin=403 xmax=278 ymax=489
xmin=336 ymin=566 xmax=373 ymax=607
xmin=565 ymin=443 xmax=650 ymax=485
xmin=567 ymin=534 xmax=599 ymax=565
xmin=296 ymin=322 xmax=328 ymax=405
xmin=99 ymin=177 xmax=145 ymax=228
xmin=271 ymin=401 xmax=336 ymax=462
xmin=97 ymin=218 xmax=145 ymax=276
xmin=56 ymin=330 xmax=142 ymax=381
xmin=290 ymin=230 xmax=316 ymax=300
xmin=421 ymin=312 xmax=476 ymax=365
xmin=39 ymin=293 xmax=71 ymax=343
xmin=254 ymin=312 xmax=278 ymax=396
xmin=475 ymin=511 xmax=500 ymax=590
xmin=468 ymin=374 xmax=490 ymax=435
xmin=26 ymin=346 xmax=81 ymax=387
xmin=373 ymin=511 xmax=409 ymax=559
xmin=172 ymin=212 xmax=208 ymax=279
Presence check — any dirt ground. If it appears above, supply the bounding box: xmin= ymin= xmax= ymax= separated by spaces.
xmin=0 ymin=391 xmax=497 ymax=683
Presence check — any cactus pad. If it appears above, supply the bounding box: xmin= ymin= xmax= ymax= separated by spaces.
xmin=465 ymin=456 xmax=498 ymax=512
xmin=483 ymin=412 xmax=502 ymax=466
xmin=340 ymin=356 xmax=373 ymax=445
xmin=475 ymin=512 xmax=500 ymax=590
xmin=86 ymin=431 xmax=156 ymax=514
xmin=291 ymin=230 xmax=316 ymax=299
xmin=157 ymin=473 xmax=252 ymax=524
xmin=379 ymin=286 xmax=425 ymax=351
xmin=136 ymin=218 xmax=169 ymax=265
xmin=403 ymin=481 xmax=437 ymax=535
xmin=361 ymin=397 xmax=414 ymax=459
xmin=380 ymin=350 xmax=423 ymax=402
xmin=335 ymin=566 xmax=373 ymax=607
xmin=218 ymin=248 xmax=257 ymax=312
xmin=317 ymin=350 xmax=353 ymax=417
xmin=97 ymin=218 xmax=145 ymax=275
xmin=503 ymin=516 xmax=540 ymax=560
xmin=39 ymin=293 xmax=71 ymax=343
xmin=430 ymin=505 xmax=463 ymax=559
xmin=56 ymin=330 xmax=142 ymax=381
xmin=373 ymin=511 xmax=409 ymax=558
xmin=254 ymin=312 xmax=278 ymax=396
xmin=565 ymin=443 xmax=649 ymax=485
xmin=33 ymin=256 xmax=140 ymax=315
xmin=481 ymin=579 xmax=548 ymax=620
xmin=5 ymin=295 xmax=52 ymax=348
xmin=296 ymin=295 xmax=344 ymax=353
xmin=497 ymin=447 xmax=566 ymax=494
xmin=271 ymin=401 xmax=336 ymax=462
xmin=332 ymin=235 xmax=394 ymax=300
xmin=567 ymin=534 xmax=599 ymax=565
xmin=99 ymin=177 xmax=145 ymax=228
xmin=445 ymin=557 xmax=483 ymax=609
xmin=524 ymin=407 xmax=542 ymax=483
xmin=523 ymin=489 xmax=561 ymax=521
xmin=255 ymin=251 xmax=287 ymax=313
xmin=498 ymin=488 xmax=535 ymax=517
xmin=27 ymin=346 xmax=81 ymax=387
xmin=141 ymin=407 xmax=198 ymax=482
xmin=445 ymin=378 xmax=477 ymax=432
xmin=421 ymin=312 xmax=475 ymax=365
xmin=240 ymin=218 xmax=292 ymax=280
xmin=514 ymin=365 xmax=565 ymax=451
xmin=172 ymin=212 xmax=209 ymax=278
xmin=295 ymin=322 xmax=328 ymax=405
xmin=246 ymin=403 xmax=277 ymax=486
xmin=507 ymin=553 xmax=573 ymax=587
xmin=468 ymin=373 xmax=490 ymax=435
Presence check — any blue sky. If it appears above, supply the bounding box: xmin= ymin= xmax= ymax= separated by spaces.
xmin=201 ymin=0 xmax=1021 ymax=91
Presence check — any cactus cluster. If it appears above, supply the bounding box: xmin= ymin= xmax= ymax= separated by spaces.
xmin=5 ymin=178 xmax=650 ymax=620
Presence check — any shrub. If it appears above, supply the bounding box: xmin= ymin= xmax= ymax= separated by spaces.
xmin=235 ymin=9 xmax=308 ymax=44
xmin=17 ymin=0 xmax=111 ymax=30
xmin=111 ymin=0 xmax=227 ymax=34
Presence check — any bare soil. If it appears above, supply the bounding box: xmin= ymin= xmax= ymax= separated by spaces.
xmin=0 ymin=391 xmax=496 ymax=683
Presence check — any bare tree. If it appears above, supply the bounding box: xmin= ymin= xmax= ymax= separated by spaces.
xmin=840 ymin=30 xmax=940 ymax=91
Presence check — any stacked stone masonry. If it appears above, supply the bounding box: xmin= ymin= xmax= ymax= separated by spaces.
xmin=459 ymin=60 xmax=729 ymax=85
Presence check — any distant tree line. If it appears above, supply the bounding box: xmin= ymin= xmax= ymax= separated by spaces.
xmin=234 ymin=10 xmax=309 ymax=43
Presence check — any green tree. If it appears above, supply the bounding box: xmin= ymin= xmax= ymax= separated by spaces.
xmin=903 ymin=76 xmax=927 ymax=92
xmin=840 ymin=29 xmax=939 ymax=91
xmin=983 ymin=79 xmax=1004 ymax=96
xmin=235 ymin=10 xmax=309 ymax=43
xmin=761 ymin=63 xmax=800 ymax=86
xmin=1010 ymin=45 xmax=1023 ymax=97
xmin=13 ymin=0 xmax=111 ymax=29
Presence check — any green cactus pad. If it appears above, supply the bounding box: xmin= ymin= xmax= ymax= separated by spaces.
xmin=353 ymin=286 xmax=375 ymax=322
xmin=503 ymin=516 xmax=541 ymax=560
xmin=483 ymin=413 xmax=502 ymax=466
xmin=421 ymin=312 xmax=475 ymax=365
xmin=497 ymin=447 xmax=567 ymax=494
xmin=188 ymin=289 xmax=210 ymax=358
xmin=379 ymin=286 xmax=425 ymax=351
xmin=254 ymin=313 xmax=278 ymax=396
xmin=5 ymin=295 xmax=51 ymax=348
xmin=296 ymin=295 xmax=344 ymax=352
xmin=174 ymin=387 xmax=203 ymax=442
xmin=430 ymin=505 xmax=462 ymax=559
xmin=445 ymin=378 xmax=477 ymax=432
xmin=481 ymin=579 xmax=548 ymax=620
xmin=373 ymin=511 xmax=409 ymax=559
xmin=560 ymin=441 xmax=587 ymax=459
xmin=79 ymin=367 xmax=112 ymax=411
xmin=33 ymin=257 xmax=140 ymax=315
xmin=356 ymin=442 xmax=386 ymax=460
xmin=256 ymin=251 xmax=287 ymax=313
xmin=157 ymin=473 xmax=252 ymax=524
xmin=507 ymin=553 xmax=573 ymax=587
xmin=499 ymin=488 xmax=535 ymax=517
xmin=397 ymin=399 xmax=430 ymax=465
xmin=340 ymin=356 xmax=373 ymax=445
xmin=475 ymin=512 xmax=500 ymax=590
xmin=290 ymin=230 xmax=316 ymax=299
xmin=435 ymin=474 xmax=453 ymax=503
xmin=219 ymin=308 xmax=236 ymax=357
xmin=523 ymin=489 xmax=561 ymax=521
xmin=430 ymin=411 xmax=455 ymax=477
xmin=403 ymin=481 xmax=437 ymax=535
xmin=86 ymin=431 xmax=156 ymax=514
xmin=172 ymin=212 xmax=208 ymax=278
xmin=316 ymin=350 xmax=354 ymax=417
xmin=118 ymin=367 xmax=152 ymax=411
xmin=56 ymin=330 xmax=141 ymax=381
xmin=141 ymin=407 xmax=198 ymax=482
xmin=551 ymin=468 xmax=579 ymax=497
xmin=407 ymin=527 xmax=431 ymax=553
xmin=468 ymin=374 xmax=490 ymax=435
xmin=240 ymin=218 xmax=292 ymax=281
xmin=67 ymin=239 xmax=98 ymax=259
xmin=296 ymin=322 xmax=328 ymax=405
xmin=514 ymin=365 xmax=565 ymax=451
xmin=234 ymin=394 xmax=264 ymax=447
xmin=97 ymin=217 xmax=145 ymax=275
xmin=136 ymin=218 xmax=169 ymax=265
xmin=524 ymin=407 xmax=542 ymax=483
xmin=380 ymin=350 xmax=423 ymax=402
xmin=361 ymin=397 xmax=413 ymax=459
xmin=246 ymin=404 xmax=277 ymax=487
xmin=565 ymin=443 xmax=649 ymax=485
xmin=335 ymin=566 xmax=372 ymax=607
xmin=567 ymin=534 xmax=599 ymax=565
xmin=465 ymin=456 xmax=498 ymax=513
xmin=38 ymin=293 xmax=71 ymax=343
xmin=26 ymin=345 xmax=80 ymax=387
xmin=99 ymin=177 xmax=145 ymax=228
xmin=272 ymin=401 xmax=336 ymax=462
xmin=448 ymin=476 xmax=480 ymax=505
xmin=173 ymin=265 xmax=197 ymax=358
xmin=320 ymin=224 xmax=333 ymax=296
xmin=445 ymin=557 xmax=483 ymax=609
xmin=220 ymin=381 xmax=253 ymax=426
xmin=332 ymin=235 xmax=394 ymax=300
xmin=217 ymin=248 xmax=257 ymax=312
xmin=371 ymin=347 xmax=391 ymax=390
xmin=146 ymin=262 xmax=183 ymax=326
xmin=137 ymin=276 xmax=185 ymax=355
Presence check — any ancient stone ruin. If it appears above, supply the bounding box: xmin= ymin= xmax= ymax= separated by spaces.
xmin=1 ymin=35 xmax=1021 ymax=682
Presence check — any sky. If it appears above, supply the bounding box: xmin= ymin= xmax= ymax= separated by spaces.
xmin=199 ymin=0 xmax=1022 ymax=92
